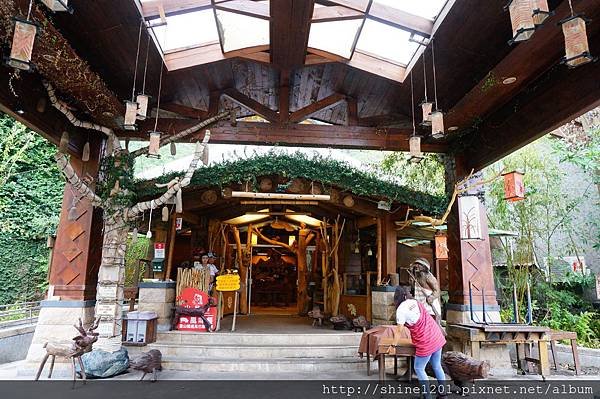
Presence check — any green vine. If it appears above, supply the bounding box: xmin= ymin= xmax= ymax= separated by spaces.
xmin=137 ymin=151 xmax=447 ymax=215
xmin=97 ymin=152 xmax=137 ymax=208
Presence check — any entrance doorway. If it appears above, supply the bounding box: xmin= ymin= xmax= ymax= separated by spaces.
xmin=250 ymin=247 xmax=297 ymax=315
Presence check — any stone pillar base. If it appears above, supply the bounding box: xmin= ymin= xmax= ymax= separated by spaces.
xmin=371 ymin=288 xmax=396 ymax=325
xmin=19 ymin=300 xmax=95 ymax=377
xmin=137 ymin=281 xmax=175 ymax=331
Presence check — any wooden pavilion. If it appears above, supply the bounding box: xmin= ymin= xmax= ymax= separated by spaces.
xmin=0 ymin=0 xmax=598 ymax=365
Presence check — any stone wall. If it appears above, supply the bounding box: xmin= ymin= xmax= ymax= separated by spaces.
xmin=371 ymin=289 xmax=396 ymax=326
xmin=0 ymin=324 xmax=35 ymax=364
xmin=137 ymin=282 xmax=175 ymax=331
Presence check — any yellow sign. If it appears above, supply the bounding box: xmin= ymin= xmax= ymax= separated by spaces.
xmin=216 ymin=274 xmax=241 ymax=292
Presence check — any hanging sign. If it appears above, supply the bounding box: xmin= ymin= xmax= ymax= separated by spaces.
xmin=216 ymin=274 xmax=241 ymax=292
xmin=154 ymin=242 xmax=165 ymax=259
xmin=176 ymin=217 xmax=183 ymax=231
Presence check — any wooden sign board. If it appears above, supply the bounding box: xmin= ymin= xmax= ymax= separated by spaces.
xmin=216 ymin=274 xmax=241 ymax=292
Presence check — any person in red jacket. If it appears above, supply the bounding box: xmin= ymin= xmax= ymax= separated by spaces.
xmin=394 ymin=285 xmax=446 ymax=397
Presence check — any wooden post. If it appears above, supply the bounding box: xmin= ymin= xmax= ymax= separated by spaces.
xmin=376 ymin=217 xmax=382 ymax=286
xmin=164 ymin=213 xmax=179 ymax=281
xmin=297 ymin=228 xmax=310 ymax=315
xmin=231 ymin=291 xmax=238 ymax=332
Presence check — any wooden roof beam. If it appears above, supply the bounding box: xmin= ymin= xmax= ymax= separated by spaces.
xmin=164 ymin=43 xmax=269 ymax=71
xmin=141 ymin=0 xmax=211 ymax=19
xmin=221 ymin=88 xmax=279 ymax=123
xmin=214 ymin=0 xmax=271 ymax=20
xmin=289 ymin=93 xmax=347 ymax=123
xmin=312 ymin=5 xmax=364 ymax=22
xmin=161 ymin=103 xmax=209 ymax=119
xmin=368 ymin=3 xmax=433 ymax=37
xmin=306 ymin=49 xmax=406 ymax=82
xmin=270 ymin=0 xmax=315 ymax=69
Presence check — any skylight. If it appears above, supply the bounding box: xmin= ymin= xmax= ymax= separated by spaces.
xmin=215 ymin=10 xmax=269 ymax=53
xmin=308 ymin=19 xmax=362 ymax=59
xmin=356 ymin=19 xmax=422 ymax=65
xmin=151 ymin=10 xmax=219 ymax=53
xmin=372 ymin=0 xmax=448 ymax=20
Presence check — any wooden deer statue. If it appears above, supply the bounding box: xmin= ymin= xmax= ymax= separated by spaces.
xmin=35 ymin=317 xmax=100 ymax=386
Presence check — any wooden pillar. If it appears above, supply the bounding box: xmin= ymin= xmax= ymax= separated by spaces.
xmin=445 ymin=156 xmax=499 ymax=323
xmin=297 ymin=228 xmax=310 ymax=315
xmin=48 ymin=138 xmax=103 ymax=300
xmin=381 ymin=214 xmax=398 ymax=277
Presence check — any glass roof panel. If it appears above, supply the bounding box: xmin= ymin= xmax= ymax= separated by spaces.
xmin=308 ymin=19 xmax=363 ymax=59
xmin=215 ymin=10 xmax=270 ymax=53
xmin=151 ymin=9 xmax=219 ymax=52
xmin=355 ymin=19 xmax=421 ymax=65
xmin=372 ymin=0 xmax=448 ymax=20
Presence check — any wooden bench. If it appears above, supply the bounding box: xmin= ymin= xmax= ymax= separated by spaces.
xmin=377 ymin=338 xmax=416 ymax=382
xmin=548 ymin=330 xmax=581 ymax=375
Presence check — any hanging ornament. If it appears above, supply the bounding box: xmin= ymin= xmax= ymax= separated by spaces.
xmin=59 ymin=131 xmax=69 ymax=153
xmin=124 ymin=20 xmax=144 ymax=131
xmin=506 ymin=0 xmax=536 ymax=44
xmin=170 ymin=141 xmax=177 ymax=156
xmin=82 ymin=140 xmax=90 ymax=162
xmin=67 ymin=197 xmax=78 ymax=221
xmin=125 ymin=137 xmax=130 ymax=151
xmin=531 ymin=0 xmax=552 ymax=26
xmin=367 ymin=247 xmax=373 ymax=257
xmin=110 ymin=179 xmax=120 ymax=197
xmin=559 ymin=1 xmax=595 ymax=68
xmin=502 ymin=170 xmax=526 ymax=201
xmin=137 ymin=34 xmax=151 ymax=120
xmin=420 ymin=51 xmax=433 ymax=126
xmin=131 ymin=227 xmax=138 ymax=244
xmin=148 ymin=131 xmax=161 ymax=158
xmin=41 ymin=0 xmax=73 ymax=13
xmin=408 ymin=73 xmax=423 ymax=163
xmin=175 ymin=189 xmax=183 ymax=213
xmin=430 ymin=40 xmax=445 ymax=139
xmin=146 ymin=201 xmax=154 ymax=238
xmin=162 ymin=206 xmax=169 ymax=222
xmin=7 ymin=1 xmax=38 ymax=71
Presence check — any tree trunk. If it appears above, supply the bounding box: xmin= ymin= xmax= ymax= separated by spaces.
xmin=297 ymin=228 xmax=310 ymax=315
xmin=95 ymin=215 xmax=128 ymax=352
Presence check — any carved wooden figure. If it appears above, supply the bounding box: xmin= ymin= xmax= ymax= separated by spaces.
xmin=308 ymin=306 xmax=324 ymax=327
xmin=130 ymin=349 xmax=163 ymax=382
xmin=35 ymin=318 xmax=100 ymax=387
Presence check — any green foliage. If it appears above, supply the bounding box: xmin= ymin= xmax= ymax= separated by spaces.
xmin=379 ymin=153 xmax=446 ymax=197
xmin=124 ymin=236 xmax=150 ymax=286
xmin=0 ymin=113 xmax=63 ymax=305
xmin=138 ymin=151 xmax=448 ymax=215
xmin=97 ymin=151 xmax=137 ymax=208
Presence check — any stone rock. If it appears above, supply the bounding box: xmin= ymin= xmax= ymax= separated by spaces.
xmin=78 ymin=347 xmax=130 ymax=378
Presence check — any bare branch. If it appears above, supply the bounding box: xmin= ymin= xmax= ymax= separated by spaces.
xmin=44 ymin=82 xmax=122 ymax=153
xmin=127 ymin=131 xmax=210 ymax=218
xmin=130 ymin=111 xmax=230 ymax=158
xmin=251 ymin=225 xmax=294 ymax=252
xmin=55 ymin=152 xmax=102 ymax=207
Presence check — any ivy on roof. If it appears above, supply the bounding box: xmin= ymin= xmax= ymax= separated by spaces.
xmin=136 ymin=151 xmax=447 ymax=215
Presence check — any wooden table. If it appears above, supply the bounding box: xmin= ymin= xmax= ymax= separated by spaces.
xmin=548 ymin=330 xmax=581 ymax=375
xmin=376 ymin=342 xmax=416 ymax=382
xmin=447 ymin=324 xmax=551 ymax=378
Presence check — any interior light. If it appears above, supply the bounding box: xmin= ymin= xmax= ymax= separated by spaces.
xmin=502 ymin=77 xmax=517 ymax=85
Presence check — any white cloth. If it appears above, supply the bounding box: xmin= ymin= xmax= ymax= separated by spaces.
xmin=396 ymin=299 xmax=420 ymax=326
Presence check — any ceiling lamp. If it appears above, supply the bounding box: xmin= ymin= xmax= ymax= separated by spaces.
xmin=136 ymin=34 xmax=151 ymax=120
xmin=148 ymin=131 xmax=162 ymax=158
xmin=408 ymin=73 xmax=423 ymax=163
xmin=506 ymin=0 xmax=536 ymax=44
xmin=559 ymin=1 xmax=595 ymax=68
xmin=41 ymin=0 xmax=73 ymax=13
xmin=531 ymin=0 xmax=552 ymax=26
xmin=6 ymin=1 xmax=38 ymax=71
xmin=420 ymin=52 xmax=433 ymax=126
xmin=430 ymin=40 xmax=445 ymax=139
xmin=502 ymin=171 xmax=525 ymax=201
xmin=124 ymin=20 xmax=144 ymax=131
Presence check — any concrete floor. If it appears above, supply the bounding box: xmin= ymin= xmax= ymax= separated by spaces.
xmin=216 ymin=314 xmax=359 ymax=334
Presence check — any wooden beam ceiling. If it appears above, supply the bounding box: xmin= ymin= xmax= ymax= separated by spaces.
xmin=270 ymin=0 xmax=315 ymax=69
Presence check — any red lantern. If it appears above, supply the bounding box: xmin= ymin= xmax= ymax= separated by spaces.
xmin=506 ymin=0 xmax=536 ymax=44
xmin=435 ymin=235 xmax=448 ymax=260
xmin=559 ymin=15 xmax=595 ymax=68
xmin=502 ymin=171 xmax=525 ymax=201
xmin=7 ymin=17 xmax=38 ymax=71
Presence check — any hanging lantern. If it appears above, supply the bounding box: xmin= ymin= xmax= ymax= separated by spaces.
xmin=148 ymin=131 xmax=162 ymax=158
xmin=367 ymin=247 xmax=373 ymax=256
xmin=82 ymin=141 xmax=90 ymax=162
xmin=136 ymin=94 xmax=150 ymax=120
xmin=502 ymin=170 xmax=525 ymax=201
xmin=531 ymin=0 xmax=552 ymax=26
xmin=559 ymin=15 xmax=595 ymax=68
xmin=506 ymin=0 xmax=536 ymax=44
xmin=409 ymin=135 xmax=423 ymax=163
xmin=435 ymin=234 xmax=448 ymax=259
xmin=41 ymin=0 xmax=73 ymax=13
xmin=161 ymin=206 xmax=169 ymax=222
xmin=123 ymin=101 xmax=138 ymax=130
xmin=431 ymin=110 xmax=445 ymax=139
xmin=175 ymin=189 xmax=183 ymax=213
xmin=458 ymin=195 xmax=483 ymax=241
xmin=131 ymin=227 xmax=138 ymax=244
xmin=170 ymin=142 xmax=177 ymax=156
xmin=146 ymin=230 xmax=152 ymax=239
xmin=420 ymin=102 xmax=433 ymax=126
xmin=59 ymin=131 xmax=69 ymax=153
xmin=7 ymin=17 xmax=38 ymax=71
xmin=288 ymin=235 xmax=296 ymax=246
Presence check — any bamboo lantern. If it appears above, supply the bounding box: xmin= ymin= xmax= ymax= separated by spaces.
xmin=161 ymin=206 xmax=169 ymax=222
xmin=431 ymin=110 xmax=445 ymax=139
xmin=458 ymin=195 xmax=483 ymax=241
xmin=170 ymin=142 xmax=177 ymax=156
xmin=41 ymin=0 xmax=72 ymax=12
xmin=421 ymin=101 xmax=433 ymax=126
xmin=502 ymin=170 xmax=525 ymax=201
xmin=531 ymin=0 xmax=551 ymax=26
xmin=123 ymin=101 xmax=138 ymax=130
xmin=136 ymin=94 xmax=150 ymax=120
xmin=560 ymin=15 xmax=594 ymax=68
xmin=7 ymin=18 xmax=38 ymax=71
xmin=147 ymin=131 xmax=161 ymax=158
xmin=506 ymin=0 xmax=536 ymax=43
xmin=409 ymin=135 xmax=423 ymax=163
xmin=81 ymin=141 xmax=90 ymax=162
xmin=435 ymin=234 xmax=448 ymax=259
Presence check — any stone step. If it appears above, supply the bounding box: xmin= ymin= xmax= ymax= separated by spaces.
xmin=156 ymin=331 xmax=362 ymax=346
xmin=147 ymin=343 xmax=359 ymax=359
xmin=161 ymin=356 xmax=368 ymax=373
